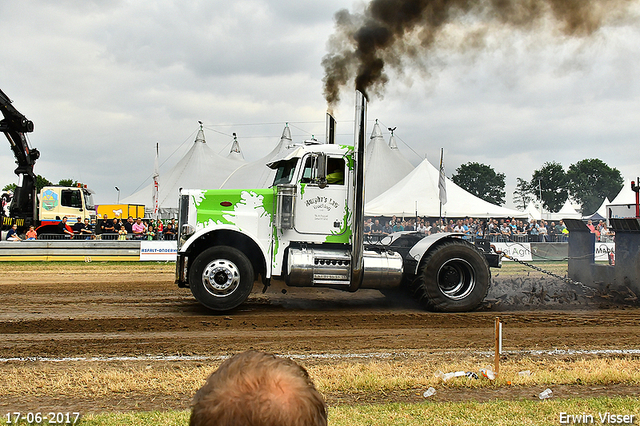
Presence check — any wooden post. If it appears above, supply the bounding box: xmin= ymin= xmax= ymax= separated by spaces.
xmin=494 ymin=317 xmax=500 ymax=374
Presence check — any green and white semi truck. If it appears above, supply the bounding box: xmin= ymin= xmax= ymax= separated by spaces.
xmin=175 ymin=92 xmax=500 ymax=312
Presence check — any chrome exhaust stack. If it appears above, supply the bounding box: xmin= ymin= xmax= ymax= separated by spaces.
xmin=326 ymin=112 xmax=336 ymax=144
xmin=350 ymin=91 xmax=366 ymax=291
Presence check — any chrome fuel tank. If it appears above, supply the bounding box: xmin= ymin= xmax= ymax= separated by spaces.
xmin=287 ymin=247 xmax=403 ymax=289
xmin=361 ymin=250 xmax=404 ymax=289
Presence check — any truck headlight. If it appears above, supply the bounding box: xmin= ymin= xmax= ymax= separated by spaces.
xmin=182 ymin=224 xmax=195 ymax=237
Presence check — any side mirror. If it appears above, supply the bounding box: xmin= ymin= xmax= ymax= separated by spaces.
xmin=317 ymin=153 xmax=327 ymax=188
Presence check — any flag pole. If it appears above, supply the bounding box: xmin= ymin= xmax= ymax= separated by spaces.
xmin=152 ymin=143 xmax=159 ymax=221
xmin=438 ymin=148 xmax=446 ymax=227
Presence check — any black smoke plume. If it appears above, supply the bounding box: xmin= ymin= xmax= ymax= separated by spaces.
xmin=322 ymin=0 xmax=632 ymax=106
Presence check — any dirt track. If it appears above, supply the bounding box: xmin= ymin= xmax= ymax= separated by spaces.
xmin=1 ymin=263 xmax=639 ymax=413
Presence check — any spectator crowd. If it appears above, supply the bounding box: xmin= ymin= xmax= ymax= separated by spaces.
xmin=4 ymin=215 xmax=180 ymax=241
xmin=363 ymin=216 xmax=614 ymax=243
xmin=5 ymin=214 xmax=614 ymax=243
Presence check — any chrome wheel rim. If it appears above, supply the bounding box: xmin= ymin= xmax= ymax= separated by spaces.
xmin=202 ymin=259 xmax=241 ymax=297
xmin=436 ymin=257 xmax=476 ymax=300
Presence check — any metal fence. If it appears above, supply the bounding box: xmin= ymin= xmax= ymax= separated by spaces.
xmin=36 ymin=232 xmax=178 ymax=241
xmin=363 ymin=231 xmax=612 ymax=244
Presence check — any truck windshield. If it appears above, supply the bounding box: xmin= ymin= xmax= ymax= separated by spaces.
xmin=61 ymin=189 xmax=83 ymax=208
xmin=273 ymin=159 xmax=298 ymax=186
xmin=83 ymin=190 xmax=95 ymax=210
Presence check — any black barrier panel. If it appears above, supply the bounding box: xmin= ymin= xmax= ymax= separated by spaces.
xmin=563 ymin=219 xmax=589 ymax=232
xmin=610 ymin=218 xmax=640 ymax=232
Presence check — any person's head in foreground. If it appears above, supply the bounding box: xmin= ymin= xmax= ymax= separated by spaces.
xmin=190 ymin=351 xmax=327 ymax=426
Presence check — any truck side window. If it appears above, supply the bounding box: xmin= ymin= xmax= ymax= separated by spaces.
xmin=61 ymin=189 xmax=83 ymax=208
xmin=326 ymin=158 xmax=345 ymax=185
xmin=301 ymin=157 xmax=315 ymax=183
xmin=273 ymin=159 xmax=298 ymax=186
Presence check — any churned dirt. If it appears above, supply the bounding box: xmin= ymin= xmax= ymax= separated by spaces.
xmin=1 ymin=262 xmax=639 ymax=414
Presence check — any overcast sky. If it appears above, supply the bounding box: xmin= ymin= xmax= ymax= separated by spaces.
xmin=2 ymin=0 xmax=640 ymax=209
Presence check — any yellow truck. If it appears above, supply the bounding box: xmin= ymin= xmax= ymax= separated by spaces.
xmin=96 ymin=204 xmax=145 ymax=220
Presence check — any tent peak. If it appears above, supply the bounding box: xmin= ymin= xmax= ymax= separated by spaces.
xmin=195 ymin=124 xmax=206 ymax=144
xmin=389 ymin=133 xmax=398 ymax=149
xmin=370 ymin=120 xmax=384 ymax=140
xmin=281 ymin=123 xmax=292 ymax=141
xmin=227 ymin=133 xmax=245 ymax=161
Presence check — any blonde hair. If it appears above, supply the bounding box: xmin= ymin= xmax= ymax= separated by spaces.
xmin=190 ymin=351 xmax=327 ymax=426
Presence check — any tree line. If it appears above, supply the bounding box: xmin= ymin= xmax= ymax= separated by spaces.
xmin=2 ymin=176 xmax=78 ymax=193
xmin=451 ymin=159 xmax=623 ymax=215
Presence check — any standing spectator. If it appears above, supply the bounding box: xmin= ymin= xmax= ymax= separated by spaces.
xmin=57 ymin=216 xmax=74 ymax=238
xmin=500 ymin=221 xmax=512 ymax=241
xmin=190 ymin=351 xmax=327 ymax=426
xmin=101 ymin=214 xmax=114 ymax=235
xmin=118 ymin=226 xmax=128 ymax=241
xmin=538 ymin=220 xmax=548 ymax=242
xmin=156 ymin=219 xmax=164 ymax=239
xmin=528 ymin=219 xmax=540 ymax=242
xmin=81 ymin=218 xmax=94 ymax=237
xmin=363 ymin=218 xmax=372 ymax=234
xmin=403 ymin=219 xmax=414 ymax=232
xmin=72 ymin=216 xmax=85 ymax=236
xmin=132 ymin=217 xmax=145 ymax=239
xmin=371 ymin=219 xmax=383 ymax=234
xmin=146 ymin=225 xmax=156 ymax=240
xmin=548 ymin=222 xmax=557 ymax=242
xmin=123 ymin=216 xmax=134 ymax=234
xmin=112 ymin=218 xmax=122 ymax=234
xmin=163 ymin=223 xmax=176 ymax=240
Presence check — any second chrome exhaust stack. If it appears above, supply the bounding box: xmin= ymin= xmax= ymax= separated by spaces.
xmin=350 ymin=91 xmax=366 ymax=291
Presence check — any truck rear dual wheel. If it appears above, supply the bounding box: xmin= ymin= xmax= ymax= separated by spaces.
xmin=189 ymin=246 xmax=254 ymax=312
xmin=414 ymin=240 xmax=490 ymax=312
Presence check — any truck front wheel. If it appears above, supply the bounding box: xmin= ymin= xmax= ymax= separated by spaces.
xmin=414 ymin=240 xmax=490 ymax=312
xmin=189 ymin=246 xmax=254 ymax=312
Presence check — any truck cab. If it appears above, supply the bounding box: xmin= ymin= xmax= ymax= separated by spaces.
xmin=39 ymin=185 xmax=95 ymax=224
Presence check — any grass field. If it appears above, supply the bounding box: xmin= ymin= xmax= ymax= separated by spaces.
xmin=64 ymin=397 xmax=639 ymax=426
xmin=3 ymin=260 xmax=638 ymax=425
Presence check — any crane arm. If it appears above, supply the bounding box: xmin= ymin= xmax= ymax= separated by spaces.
xmin=0 ymin=89 xmax=40 ymax=224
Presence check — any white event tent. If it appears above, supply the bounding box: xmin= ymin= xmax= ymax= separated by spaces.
xmin=523 ymin=201 xmax=542 ymax=221
xmin=122 ymin=125 xmax=244 ymax=217
xmin=543 ymin=199 xmax=582 ymax=221
xmin=364 ymin=121 xmax=415 ymax=203
xmin=226 ymin=135 xmax=245 ymax=162
xmin=583 ymin=197 xmax=610 ymax=221
xmin=221 ymin=124 xmax=293 ymax=189
xmin=609 ymin=179 xmax=636 ymax=205
xmin=365 ymin=159 xmax=528 ymax=218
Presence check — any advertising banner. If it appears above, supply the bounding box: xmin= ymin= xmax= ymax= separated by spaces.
xmin=594 ymin=242 xmax=615 ymax=262
xmin=492 ymin=242 xmax=532 ymax=261
xmin=140 ymin=241 xmax=177 ymax=261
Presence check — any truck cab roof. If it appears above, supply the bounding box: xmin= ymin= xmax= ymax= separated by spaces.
xmin=267 ymin=142 xmax=353 ymax=170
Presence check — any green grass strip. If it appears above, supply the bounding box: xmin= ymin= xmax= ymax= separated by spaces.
xmin=66 ymin=396 xmax=640 ymax=426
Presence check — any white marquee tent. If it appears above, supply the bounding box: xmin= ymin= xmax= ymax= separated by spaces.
xmin=544 ymin=199 xmax=582 ymax=221
xmin=221 ymin=124 xmax=292 ymax=189
xmin=609 ymin=179 xmax=636 ymax=205
xmin=226 ymin=135 xmax=245 ymax=162
xmin=364 ymin=121 xmax=415 ymax=203
xmin=523 ymin=201 xmax=542 ymax=221
xmin=583 ymin=197 xmax=610 ymax=221
xmin=365 ymin=159 xmax=528 ymax=218
xmin=122 ymin=125 xmax=244 ymax=217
